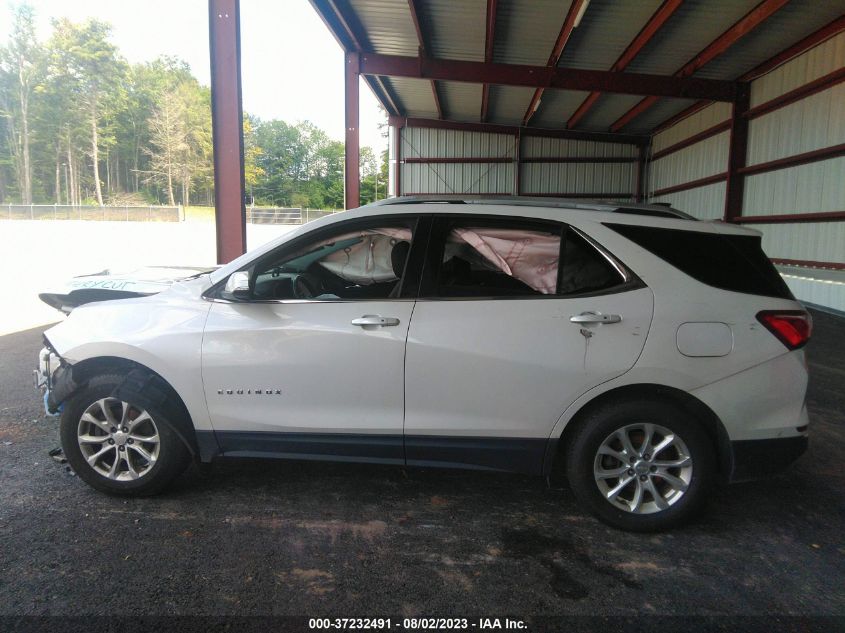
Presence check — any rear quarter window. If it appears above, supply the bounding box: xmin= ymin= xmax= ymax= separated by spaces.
xmin=605 ymin=223 xmax=794 ymax=300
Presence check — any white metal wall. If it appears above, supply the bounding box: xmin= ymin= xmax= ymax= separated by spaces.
xmin=648 ymin=102 xmax=730 ymax=219
xmin=520 ymin=137 xmax=638 ymax=198
xmin=647 ymin=31 xmax=845 ymax=312
xmin=392 ymin=126 xmax=639 ymax=199
xmin=397 ymin=128 xmax=516 ymax=195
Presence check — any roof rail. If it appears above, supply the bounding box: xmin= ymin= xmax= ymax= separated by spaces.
xmin=368 ymin=195 xmax=696 ymax=220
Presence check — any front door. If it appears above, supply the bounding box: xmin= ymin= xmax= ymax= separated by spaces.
xmin=201 ymin=215 xmax=422 ymax=464
xmin=403 ymin=217 xmax=654 ymax=474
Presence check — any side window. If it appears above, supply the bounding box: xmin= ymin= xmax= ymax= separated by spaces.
xmin=560 ymin=229 xmax=627 ymax=295
xmin=435 ymin=223 xmax=562 ymax=297
xmin=251 ymin=222 xmax=414 ymax=301
xmin=605 ymin=223 xmax=794 ymax=299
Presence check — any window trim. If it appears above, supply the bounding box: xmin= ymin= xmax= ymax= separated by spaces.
xmin=418 ymin=214 xmax=641 ymax=301
xmin=203 ymin=214 xmax=431 ymax=304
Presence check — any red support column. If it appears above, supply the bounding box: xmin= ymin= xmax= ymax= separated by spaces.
xmin=208 ymin=0 xmax=246 ymax=264
xmin=724 ymin=83 xmax=750 ymax=222
xmin=345 ymin=51 xmax=360 ymax=209
xmin=636 ymin=144 xmax=646 ymax=202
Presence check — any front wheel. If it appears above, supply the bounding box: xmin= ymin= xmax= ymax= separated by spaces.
xmin=60 ymin=373 xmax=191 ymax=496
xmin=565 ymin=400 xmax=715 ymax=532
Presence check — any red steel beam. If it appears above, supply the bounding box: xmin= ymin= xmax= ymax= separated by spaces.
xmin=389 ymin=115 xmax=649 ymax=145
xmin=345 ymin=51 xmax=360 ymax=209
xmin=734 ymin=211 xmax=845 ymax=224
xmin=568 ymin=0 xmax=683 ymax=129
xmin=738 ymin=143 xmax=845 ymax=176
xmin=611 ymin=0 xmax=789 ymax=132
xmin=360 ymin=53 xmax=736 ymax=101
xmin=723 ymin=84 xmax=750 ymax=222
xmin=524 ymin=192 xmax=636 ymax=199
xmin=407 ymin=0 xmax=443 ymax=119
xmin=404 ymin=157 xmax=512 ymax=164
xmin=636 ymin=145 xmax=647 ymax=202
xmin=653 ymin=15 xmax=845 ymax=133
xmin=480 ymin=0 xmax=498 ymax=122
xmin=523 ymin=0 xmax=586 ymax=126
xmin=771 ymin=257 xmax=845 ymax=270
xmin=208 ymin=0 xmax=246 ymax=263
xmin=400 ymin=192 xmax=638 ymax=200
xmin=651 ymin=172 xmax=727 ymax=198
xmin=402 ymin=192 xmax=515 ymax=197
xmin=521 ymin=156 xmax=638 ymax=164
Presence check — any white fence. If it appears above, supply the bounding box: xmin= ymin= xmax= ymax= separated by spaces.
xmin=246 ymin=207 xmax=341 ymax=224
xmin=3 ymin=204 xmax=181 ymax=222
xmin=1 ymin=204 xmax=342 ymax=224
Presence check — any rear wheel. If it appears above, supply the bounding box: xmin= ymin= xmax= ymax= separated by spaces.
xmin=60 ymin=373 xmax=191 ymax=496
xmin=565 ymin=399 xmax=715 ymax=531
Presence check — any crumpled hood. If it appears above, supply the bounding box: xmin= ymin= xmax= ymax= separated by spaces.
xmin=39 ymin=265 xmax=217 ymax=313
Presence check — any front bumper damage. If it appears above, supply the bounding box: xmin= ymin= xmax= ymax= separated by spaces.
xmin=34 ymin=340 xmax=78 ymax=417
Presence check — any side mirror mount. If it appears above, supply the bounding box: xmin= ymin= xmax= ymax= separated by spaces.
xmin=221 ymin=271 xmax=251 ymax=301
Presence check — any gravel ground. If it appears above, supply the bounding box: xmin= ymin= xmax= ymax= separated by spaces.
xmin=0 ymin=309 xmax=843 ymax=626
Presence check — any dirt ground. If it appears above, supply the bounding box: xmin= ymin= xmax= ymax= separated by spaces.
xmin=0 ymin=310 xmax=843 ymax=630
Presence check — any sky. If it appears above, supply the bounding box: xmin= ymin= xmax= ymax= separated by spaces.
xmin=0 ymin=0 xmax=388 ymax=155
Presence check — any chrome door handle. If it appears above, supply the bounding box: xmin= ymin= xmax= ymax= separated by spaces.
xmin=351 ymin=315 xmax=401 ymax=327
xmin=570 ymin=312 xmax=622 ymax=324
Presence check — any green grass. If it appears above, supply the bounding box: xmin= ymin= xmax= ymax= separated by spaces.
xmin=184 ymin=206 xmax=216 ymax=222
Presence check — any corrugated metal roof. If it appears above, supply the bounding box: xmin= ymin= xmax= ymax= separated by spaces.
xmin=423 ymin=0 xmax=486 ymax=62
xmin=694 ymin=0 xmax=845 ymax=81
xmin=318 ymin=0 xmax=845 ymax=134
xmin=493 ymin=0 xmax=573 ymax=65
xmin=487 ymin=86 xmax=537 ymax=126
xmin=349 ymin=0 xmax=418 ymax=56
xmin=624 ymin=0 xmax=762 ymax=76
xmin=625 ymin=98 xmax=702 ymax=134
xmin=529 ymin=89 xmax=591 ymax=128
xmin=438 ymin=81 xmax=485 ymax=121
xmin=557 ymin=0 xmax=663 ymax=71
xmin=387 ymin=77 xmax=437 ymax=117
xmin=574 ymin=94 xmax=644 ymax=131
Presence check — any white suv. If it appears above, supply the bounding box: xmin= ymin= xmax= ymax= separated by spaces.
xmin=35 ymin=198 xmax=811 ymax=531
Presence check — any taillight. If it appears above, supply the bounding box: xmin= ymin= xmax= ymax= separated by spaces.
xmin=756 ymin=310 xmax=812 ymax=350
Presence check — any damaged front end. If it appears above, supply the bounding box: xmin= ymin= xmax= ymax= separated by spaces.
xmin=39 ymin=265 xmax=216 ymax=315
xmin=34 ymin=338 xmax=79 ymax=417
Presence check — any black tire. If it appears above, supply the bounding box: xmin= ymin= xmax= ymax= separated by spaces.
xmin=565 ymin=399 xmax=715 ymax=532
xmin=60 ymin=373 xmax=191 ymax=496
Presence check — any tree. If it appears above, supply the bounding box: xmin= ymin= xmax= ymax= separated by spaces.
xmin=359 ymin=146 xmax=388 ymax=206
xmin=0 ymin=4 xmax=42 ymax=204
xmin=146 ymin=88 xmax=186 ymax=205
xmin=243 ymin=115 xmax=264 ymax=203
xmin=48 ymin=18 xmax=128 ymax=206
xmin=0 ymin=11 xmax=358 ymax=210
xmin=123 ymin=57 xmax=192 ymax=197
xmin=179 ymin=82 xmax=212 ymax=205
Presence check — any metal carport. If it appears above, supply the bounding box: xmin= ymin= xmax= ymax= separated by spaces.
xmin=207 ymin=0 xmax=845 ymax=312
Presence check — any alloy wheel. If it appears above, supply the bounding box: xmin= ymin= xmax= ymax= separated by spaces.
xmin=593 ymin=422 xmax=693 ymax=514
xmin=77 ymin=398 xmax=160 ymax=481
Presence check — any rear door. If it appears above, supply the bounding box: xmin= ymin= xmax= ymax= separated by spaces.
xmin=403 ymin=216 xmax=654 ymax=474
